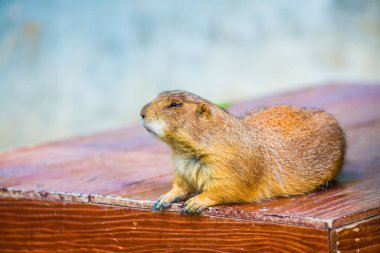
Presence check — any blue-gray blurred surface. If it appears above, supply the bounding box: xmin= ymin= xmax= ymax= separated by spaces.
xmin=1 ymin=0 xmax=380 ymax=150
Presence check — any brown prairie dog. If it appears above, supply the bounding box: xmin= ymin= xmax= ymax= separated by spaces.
xmin=140 ymin=90 xmax=346 ymax=214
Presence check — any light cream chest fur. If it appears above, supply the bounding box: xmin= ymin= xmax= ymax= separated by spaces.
xmin=174 ymin=154 xmax=213 ymax=192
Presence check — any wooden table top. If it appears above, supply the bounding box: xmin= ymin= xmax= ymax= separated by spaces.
xmin=1 ymin=84 xmax=379 ymax=230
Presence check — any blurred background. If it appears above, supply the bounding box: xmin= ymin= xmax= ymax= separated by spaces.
xmin=1 ymin=0 xmax=380 ymax=150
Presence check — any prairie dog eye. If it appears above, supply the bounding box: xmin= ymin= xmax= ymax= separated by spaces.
xmin=168 ymin=102 xmax=182 ymax=108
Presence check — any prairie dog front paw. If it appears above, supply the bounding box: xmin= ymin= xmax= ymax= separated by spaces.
xmin=181 ymin=194 xmax=215 ymax=214
xmin=152 ymin=190 xmax=186 ymax=210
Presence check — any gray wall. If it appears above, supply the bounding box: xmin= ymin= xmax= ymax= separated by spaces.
xmin=1 ymin=0 xmax=380 ymax=150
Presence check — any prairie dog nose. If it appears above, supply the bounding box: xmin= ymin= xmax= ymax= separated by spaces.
xmin=140 ymin=103 xmax=150 ymax=119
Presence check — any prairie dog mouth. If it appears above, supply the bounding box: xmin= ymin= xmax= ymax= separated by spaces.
xmin=143 ymin=121 xmax=166 ymax=137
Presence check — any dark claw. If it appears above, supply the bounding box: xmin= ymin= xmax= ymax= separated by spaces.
xmin=181 ymin=207 xmax=199 ymax=215
xmin=152 ymin=196 xmax=165 ymax=210
xmin=152 ymin=198 xmax=172 ymax=211
xmin=152 ymin=200 xmax=160 ymax=210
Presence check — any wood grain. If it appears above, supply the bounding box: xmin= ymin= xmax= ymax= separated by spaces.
xmin=330 ymin=215 xmax=380 ymax=253
xmin=0 ymin=197 xmax=329 ymax=253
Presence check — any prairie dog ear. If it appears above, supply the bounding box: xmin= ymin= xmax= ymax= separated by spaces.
xmin=196 ymin=103 xmax=211 ymax=118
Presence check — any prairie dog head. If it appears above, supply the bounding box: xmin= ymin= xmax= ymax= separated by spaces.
xmin=140 ymin=90 xmax=215 ymax=144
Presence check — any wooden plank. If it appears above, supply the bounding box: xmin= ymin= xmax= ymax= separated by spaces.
xmin=330 ymin=215 xmax=380 ymax=253
xmin=0 ymin=197 xmax=329 ymax=253
xmin=0 ymin=84 xmax=379 ymax=230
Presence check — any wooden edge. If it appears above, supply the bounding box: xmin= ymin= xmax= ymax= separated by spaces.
xmin=332 ymin=207 xmax=380 ymax=229
xmin=330 ymin=215 xmax=380 ymax=253
xmin=0 ymin=187 xmax=331 ymax=229
xmin=6 ymin=185 xmax=380 ymax=230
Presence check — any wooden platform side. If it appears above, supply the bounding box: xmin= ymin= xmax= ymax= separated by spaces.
xmin=330 ymin=215 xmax=380 ymax=253
xmin=0 ymin=197 xmax=329 ymax=253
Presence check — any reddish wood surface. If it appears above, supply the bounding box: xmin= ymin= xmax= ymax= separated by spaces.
xmin=0 ymin=197 xmax=329 ymax=253
xmin=0 ymin=83 xmax=379 ymax=252
xmin=330 ymin=215 xmax=380 ymax=253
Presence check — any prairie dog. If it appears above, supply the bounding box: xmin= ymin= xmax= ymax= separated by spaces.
xmin=140 ymin=90 xmax=346 ymax=214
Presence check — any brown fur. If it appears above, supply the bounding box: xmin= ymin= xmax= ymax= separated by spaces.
xmin=141 ymin=90 xmax=346 ymax=214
